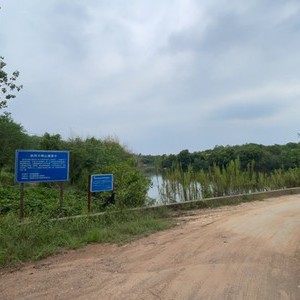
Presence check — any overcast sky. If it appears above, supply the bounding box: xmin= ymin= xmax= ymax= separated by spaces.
xmin=1 ymin=0 xmax=300 ymax=154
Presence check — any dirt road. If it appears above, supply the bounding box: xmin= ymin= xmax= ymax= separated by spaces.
xmin=1 ymin=195 xmax=300 ymax=299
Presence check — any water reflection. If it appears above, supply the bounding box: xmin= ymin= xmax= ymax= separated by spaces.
xmin=147 ymin=175 xmax=163 ymax=204
xmin=147 ymin=174 xmax=202 ymax=205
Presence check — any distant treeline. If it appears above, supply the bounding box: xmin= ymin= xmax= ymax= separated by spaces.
xmin=142 ymin=142 xmax=300 ymax=173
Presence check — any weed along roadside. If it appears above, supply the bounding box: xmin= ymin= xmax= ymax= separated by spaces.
xmin=55 ymin=186 xmax=300 ymax=221
xmin=0 ymin=207 xmax=173 ymax=268
xmin=0 ymin=178 xmax=300 ymax=267
xmin=1 ymin=187 xmax=299 ymax=268
xmin=11 ymin=185 xmax=298 ymax=224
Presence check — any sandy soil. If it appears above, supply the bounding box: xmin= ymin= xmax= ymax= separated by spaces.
xmin=1 ymin=195 xmax=300 ymax=300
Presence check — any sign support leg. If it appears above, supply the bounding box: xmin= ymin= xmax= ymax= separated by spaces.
xmin=59 ymin=182 xmax=64 ymax=213
xmin=19 ymin=183 xmax=24 ymax=222
xmin=88 ymin=175 xmax=91 ymax=212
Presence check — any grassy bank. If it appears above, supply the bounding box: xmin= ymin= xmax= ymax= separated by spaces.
xmin=1 ymin=188 xmax=300 ymax=268
xmin=0 ymin=208 xmax=172 ymax=268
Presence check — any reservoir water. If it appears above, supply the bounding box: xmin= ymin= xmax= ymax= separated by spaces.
xmin=147 ymin=175 xmax=163 ymax=203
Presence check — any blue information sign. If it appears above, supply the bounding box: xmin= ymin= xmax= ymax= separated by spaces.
xmin=15 ymin=150 xmax=69 ymax=183
xmin=90 ymin=174 xmax=114 ymax=192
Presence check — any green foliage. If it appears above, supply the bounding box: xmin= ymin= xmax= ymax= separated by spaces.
xmin=0 ymin=209 xmax=172 ymax=267
xmin=0 ymin=185 xmax=87 ymax=217
xmin=0 ymin=113 xmax=29 ymax=172
xmin=0 ymin=56 xmax=23 ymax=109
xmin=152 ymin=142 xmax=300 ymax=174
xmin=66 ymin=137 xmax=150 ymax=207
xmin=115 ymin=167 xmax=150 ymax=207
xmin=0 ymin=117 xmax=150 ymax=210
xmin=39 ymin=132 xmax=63 ymax=150
xmin=0 ymin=170 xmax=14 ymax=185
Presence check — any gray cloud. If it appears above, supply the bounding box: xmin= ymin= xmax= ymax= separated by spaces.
xmin=1 ymin=0 xmax=300 ymax=154
xmin=213 ymin=101 xmax=286 ymax=121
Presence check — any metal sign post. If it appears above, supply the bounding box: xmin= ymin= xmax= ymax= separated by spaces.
xmin=59 ymin=182 xmax=64 ymax=212
xmin=19 ymin=183 xmax=24 ymax=222
xmin=87 ymin=175 xmax=91 ymax=212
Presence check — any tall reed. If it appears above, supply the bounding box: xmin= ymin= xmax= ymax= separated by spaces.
xmin=158 ymin=158 xmax=300 ymax=203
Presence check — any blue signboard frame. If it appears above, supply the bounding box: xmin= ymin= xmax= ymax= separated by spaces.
xmin=90 ymin=174 xmax=114 ymax=192
xmin=15 ymin=150 xmax=69 ymax=183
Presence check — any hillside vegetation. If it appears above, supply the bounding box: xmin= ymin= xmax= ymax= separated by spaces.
xmin=0 ymin=113 xmax=150 ymax=216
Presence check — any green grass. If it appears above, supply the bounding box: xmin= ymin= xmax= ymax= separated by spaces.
xmin=2 ymin=169 xmax=299 ymax=269
xmin=0 ymin=208 xmax=173 ymax=268
xmin=0 ymin=185 xmax=89 ymax=217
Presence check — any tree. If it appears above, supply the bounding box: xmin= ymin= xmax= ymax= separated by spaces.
xmin=177 ymin=149 xmax=197 ymax=171
xmin=66 ymin=136 xmax=150 ymax=207
xmin=39 ymin=132 xmax=63 ymax=150
xmin=0 ymin=56 xmax=23 ymax=110
xmin=0 ymin=113 xmax=28 ymax=173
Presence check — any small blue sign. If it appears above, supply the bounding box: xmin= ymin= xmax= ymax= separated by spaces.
xmin=15 ymin=150 xmax=69 ymax=183
xmin=90 ymin=174 xmax=114 ymax=192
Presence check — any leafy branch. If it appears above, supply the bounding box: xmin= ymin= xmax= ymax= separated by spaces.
xmin=0 ymin=56 xmax=23 ymax=109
